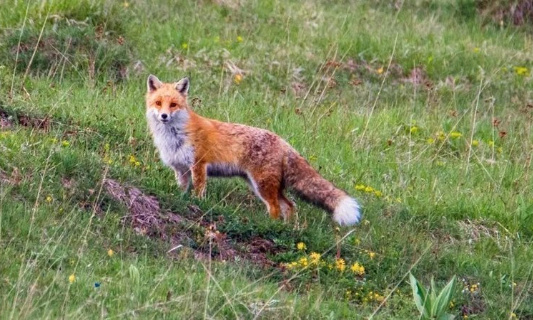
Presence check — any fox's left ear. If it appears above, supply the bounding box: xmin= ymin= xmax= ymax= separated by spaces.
xmin=175 ymin=77 xmax=190 ymax=95
xmin=147 ymin=74 xmax=162 ymax=93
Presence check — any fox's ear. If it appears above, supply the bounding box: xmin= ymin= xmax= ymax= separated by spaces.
xmin=147 ymin=74 xmax=162 ymax=93
xmin=175 ymin=77 xmax=190 ymax=95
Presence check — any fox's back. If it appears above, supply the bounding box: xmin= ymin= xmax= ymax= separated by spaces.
xmin=186 ymin=117 xmax=291 ymax=168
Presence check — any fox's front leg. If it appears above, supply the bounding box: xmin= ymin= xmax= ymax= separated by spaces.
xmin=191 ymin=162 xmax=207 ymax=198
xmin=173 ymin=167 xmax=191 ymax=192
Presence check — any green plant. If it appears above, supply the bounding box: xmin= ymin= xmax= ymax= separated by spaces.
xmin=410 ymin=273 xmax=457 ymax=320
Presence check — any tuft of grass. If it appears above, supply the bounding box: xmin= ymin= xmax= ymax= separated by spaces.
xmin=0 ymin=0 xmax=131 ymax=82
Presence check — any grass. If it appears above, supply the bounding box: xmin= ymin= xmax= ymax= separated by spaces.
xmin=1 ymin=0 xmax=533 ymax=318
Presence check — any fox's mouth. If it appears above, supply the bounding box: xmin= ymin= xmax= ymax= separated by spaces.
xmin=159 ymin=119 xmax=169 ymax=123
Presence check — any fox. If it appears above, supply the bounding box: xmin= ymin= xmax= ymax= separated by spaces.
xmin=145 ymin=74 xmax=361 ymax=226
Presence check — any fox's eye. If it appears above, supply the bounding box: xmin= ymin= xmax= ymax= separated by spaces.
xmin=170 ymin=103 xmax=177 ymax=109
xmin=155 ymin=101 xmax=162 ymax=106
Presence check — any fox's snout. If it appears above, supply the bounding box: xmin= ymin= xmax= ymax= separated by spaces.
xmin=159 ymin=113 xmax=169 ymax=122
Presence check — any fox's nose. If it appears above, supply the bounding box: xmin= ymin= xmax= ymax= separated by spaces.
xmin=161 ymin=113 xmax=168 ymax=120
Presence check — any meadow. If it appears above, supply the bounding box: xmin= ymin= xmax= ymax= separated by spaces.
xmin=1 ymin=0 xmax=532 ymax=318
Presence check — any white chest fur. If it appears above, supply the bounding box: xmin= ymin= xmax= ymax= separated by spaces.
xmin=147 ymin=110 xmax=194 ymax=171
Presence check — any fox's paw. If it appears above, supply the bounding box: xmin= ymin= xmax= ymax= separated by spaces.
xmin=193 ymin=188 xmax=206 ymax=199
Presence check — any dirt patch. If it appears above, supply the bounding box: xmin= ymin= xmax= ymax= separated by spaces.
xmin=457 ymin=219 xmax=501 ymax=242
xmin=0 ymin=107 xmax=51 ymax=131
xmin=401 ymin=66 xmax=433 ymax=88
xmin=103 ymin=178 xmax=281 ymax=268
xmin=478 ymin=0 xmax=533 ymax=26
xmin=0 ymin=168 xmax=22 ymax=186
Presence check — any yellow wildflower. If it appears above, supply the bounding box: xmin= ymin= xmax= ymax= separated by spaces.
xmin=497 ymin=147 xmax=503 ymax=153
xmin=61 ymin=140 xmax=70 ymax=147
xmin=354 ymin=238 xmax=361 ymax=245
xmin=410 ymin=126 xmax=419 ymax=134
xmin=514 ymin=66 xmax=529 ymax=76
xmin=450 ymin=132 xmax=462 ymax=139
xmin=135 ymin=161 xmax=141 ymax=167
xmin=377 ymin=67 xmax=384 ymax=74
xmin=234 ymin=74 xmax=243 ymax=84
xmin=355 ymin=184 xmax=365 ymax=191
xmin=309 ymin=252 xmax=321 ymax=265
xmin=122 ymin=1 xmax=129 ymax=8
xmin=427 ymin=138 xmax=435 ymax=144
xmin=181 ymin=42 xmax=188 ymax=49
xmin=488 ymin=140 xmax=495 ymax=147
xmin=471 ymin=140 xmax=479 ymax=147
xmin=129 ymin=155 xmax=136 ymax=164
xmin=299 ymin=257 xmax=308 ymax=267
xmin=437 ymin=131 xmax=446 ymax=141
xmin=335 ymin=258 xmax=346 ymax=272
xmin=364 ymin=186 xmax=374 ymax=193
xmin=236 ymin=36 xmax=243 ymax=42
xmin=296 ymin=242 xmax=306 ymax=251
xmin=473 ymin=47 xmax=480 ymax=53
xmin=69 ymin=274 xmax=76 ymax=283
xmin=350 ymin=262 xmax=365 ymax=275
xmin=45 ymin=195 xmax=53 ymax=203
xmin=373 ymin=190 xmax=382 ymax=197
xmin=368 ymin=251 xmax=376 ymax=259
xmin=108 ymin=249 xmax=114 ymax=257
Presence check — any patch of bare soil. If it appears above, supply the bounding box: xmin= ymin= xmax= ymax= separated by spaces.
xmin=0 ymin=168 xmax=21 ymax=186
xmin=103 ymin=178 xmax=281 ymax=268
xmin=0 ymin=107 xmax=51 ymax=131
xmin=479 ymin=0 xmax=533 ymax=26
xmin=401 ymin=66 xmax=433 ymax=88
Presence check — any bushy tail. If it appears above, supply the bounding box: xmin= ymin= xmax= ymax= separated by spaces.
xmin=283 ymin=150 xmax=361 ymax=226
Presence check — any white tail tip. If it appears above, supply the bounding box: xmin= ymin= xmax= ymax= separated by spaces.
xmin=333 ymin=196 xmax=361 ymax=226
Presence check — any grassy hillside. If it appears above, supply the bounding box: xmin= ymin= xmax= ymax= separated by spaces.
xmin=1 ymin=0 xmax=532 ymax=318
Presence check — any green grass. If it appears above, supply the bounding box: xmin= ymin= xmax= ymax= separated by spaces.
xmin=1 ymin=0 xmax=533 ymax=318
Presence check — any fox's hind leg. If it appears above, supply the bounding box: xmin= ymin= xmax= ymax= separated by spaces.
xmin=279 ymin=191 xmax=295 ymax=221
xmin=247 ymin=173 xmax=282 ymax=220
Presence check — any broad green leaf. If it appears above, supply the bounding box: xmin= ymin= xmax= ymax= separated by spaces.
xmin=434 ymin=276 xmax=457 ymax=317
xmin=410 ymin=273 xmax=428 ymax=316
xmin=437 ymin=313 xmax=456 ymax=320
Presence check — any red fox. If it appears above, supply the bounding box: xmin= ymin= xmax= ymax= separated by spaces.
xmin=145 ymin=75 xmax=361 ymax=225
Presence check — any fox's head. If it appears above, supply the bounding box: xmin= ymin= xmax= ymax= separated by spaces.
xmin=146 ymin=74 xmax=190 ymax=124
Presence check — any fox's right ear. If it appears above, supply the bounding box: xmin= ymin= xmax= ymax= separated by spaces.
xmin=147 ymin=74 xmax=163 ymax=93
